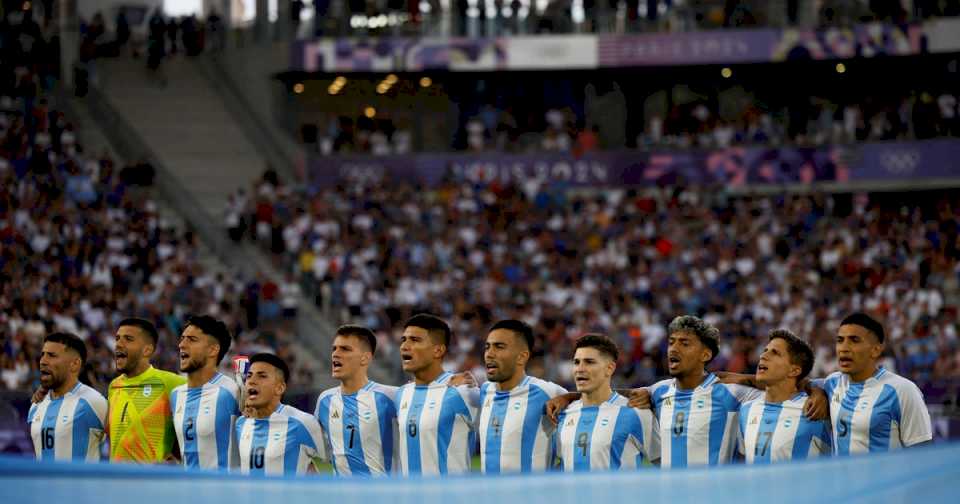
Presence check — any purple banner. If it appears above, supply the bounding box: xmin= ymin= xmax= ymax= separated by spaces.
xmin=292 ymin=21 xmax=946 ymax=72
xmin=597 ymin=29 xmax=781 ymax=67
xmin=598 ymin=22 xmax=926 ymax=67
xmin=294 ymin=38 xmax=507 ymax=73
xmin=309 ymin=140 xmax=960 ymax=189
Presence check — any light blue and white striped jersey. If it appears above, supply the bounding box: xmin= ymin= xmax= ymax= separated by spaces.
xmin=27 ymin=383 xmax=107 ymax=462
xmin=556 ymin=392 xmax=659 ymax=472
xmin=171 ymin=372 xmax=241 ymax=470
xmin=395 ymin=371 xmax=479 ymax=476
xmin=314 ymin=381 xmax=398 ymax=476
xmin=478 ymin=376 xmax=567 ymax=474
xmin=649 ymin=373 xmax=762 ymax=468
xmin=236 ymin=404 xmax=326 ymax=476
xmin=737 ymin=392 xmax=831 ymax=464
xmin=817 ymin=368 xmax=932 ymax=455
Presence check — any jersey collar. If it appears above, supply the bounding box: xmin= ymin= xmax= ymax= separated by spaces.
xmin=431 ymin=371 xmax=454 ymax=386
xmin=51 ymin=382 xmax=83 ymax=400
xmin=605 ymin=391 xmax=621 ymax=404
xmin=866 ymin=366 xmax=887 ymax=384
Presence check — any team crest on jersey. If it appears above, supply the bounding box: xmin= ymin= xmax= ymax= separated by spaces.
xmin=832 ymin=393 xmax=841 ymax=403
xmin=784 ymin=418 xmax=793 ymax=428
xmin=485 ymin=396 xmax=492 ymax=408
xmin=332 ymin=410 xmax=340 ymax=419
xmin=273 ymin=432 xmax=281 ymax=441
xmin=62 ymin=415 xmax=69 ymax=424
xmin=749 ymin=417 xmax=758 ymax=425
xmin=663 ymin=397 xmax=673 ymax=407
xmin=600 ymin=417 xmax=609 ymax=427
xmin=428 ymin=400 xmax=437 ymax=410
xmin=513 ymin=402 xmax=521 ymax=411
xmin=696 ymin=398 xmax=705 ymax=409
xmin=400 ymin=402 xmax=408 ymax=410
xmin=362 ymin=410 xmax=372 ymax=421
xmin=859 ymin=400 xmax=870 ymax=411
xmin=203 ymin=406 xmax=211 ymax=415
xmin=143 ymin=384 xmax=153 ymax=397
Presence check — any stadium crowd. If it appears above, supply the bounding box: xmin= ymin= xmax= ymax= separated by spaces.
xmin=229 ymin=172 xmax=960 ymax=389
xmin=309 ymin=84 xmax=960 ymax=155
xmin=0 ymin=7 xmax=309 ymax=393
xmin=314 ymin=0 xmax=960 ymax=37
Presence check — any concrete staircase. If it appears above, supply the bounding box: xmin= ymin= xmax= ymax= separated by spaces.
xmin=97 ymin=56 xmax=265 ymax=218
xmin=90 ymin=55 xmax=337 ymax=391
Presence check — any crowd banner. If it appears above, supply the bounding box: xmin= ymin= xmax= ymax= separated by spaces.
xmin=4 ymin=444 xmax=960 ymax=504
xmin=309 ymin=140 xmax=960 ymax=189
xmin=290 ymin=18 xmax=960 ymax=72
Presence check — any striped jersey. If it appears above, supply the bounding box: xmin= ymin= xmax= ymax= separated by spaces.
xmin=27 ymin=383 xmax=108 ymax=462
xmin=236 ymin=404 xmax=326 ymax=476
xmin=817 ymin=368 xmax=932 ymax=455
xmin=108 ymin=366 xmax=186 ymax=463
xmin=171 ymin=372 xmax=241 ymax=470
xmin=478 ymin=376 xmax=567 ymax=474
xmin=556 ymin=392 xmax=659 ymax=472
xmin=395 ymin=371 xmax=479 ymax=476
xmin=738 ymin=392 xmax=831 ymax=464
xmin=649 ymin=373 xmax=762 ymax=468
xmin=314 ymin=381 xmax=398 ymax=476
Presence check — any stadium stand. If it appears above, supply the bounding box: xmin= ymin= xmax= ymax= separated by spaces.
xmin=0 ymin=6 xmax=311 ymax=394
xmin=233 ymin=170 xmax=960 ymax=389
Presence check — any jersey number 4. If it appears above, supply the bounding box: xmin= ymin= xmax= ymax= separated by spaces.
xmin=576 ymin=432 xmax=589 ymax=457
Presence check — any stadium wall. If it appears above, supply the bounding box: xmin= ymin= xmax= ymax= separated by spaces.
xmin=4 ymin=444 xmax=960 ymax=504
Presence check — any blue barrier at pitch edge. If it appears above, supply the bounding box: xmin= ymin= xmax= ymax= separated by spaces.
xmin=4 ymin=444 xmax=960 ymax=504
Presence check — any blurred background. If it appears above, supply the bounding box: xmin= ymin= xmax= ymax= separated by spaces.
xmin=1 ymin=0 xmax=960 ymax=455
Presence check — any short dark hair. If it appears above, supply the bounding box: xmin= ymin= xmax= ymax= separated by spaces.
xmin=668 ymin=315 xmax=720 ymax=364
xmin=768 ymin=329 xmax=815 ymax=381
xmin=44 ymin=332 xmax=87 ymax=365
xmin=489 ymin=319 xmax=534 ymax=352
xmin=336 ymin=325 xmax=377 ymax=354
xmin=118 ymin=318 xmax=159 ymax=347
xmin=574 ymin=334 xmax=619 ymax=362
xmin=840 ymin=312 xmax=886 ymax=344
xmin=249 ymin=353 xmax=290 ymax=383
xmin=404 ymin=313 xmax=451 ymax=348
xmin=185 ymin=315 xmax=232 ymax=364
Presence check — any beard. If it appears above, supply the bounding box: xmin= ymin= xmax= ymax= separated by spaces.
xmin=119 ymin=355 xmax=142 ymax=375
xmin=486 ymin=365 xmax=514 ymax=383
xmin=40 ymin=371 xmax=63 ymax=390
xmin=180 ymin=356 xmax=206 ymax=373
